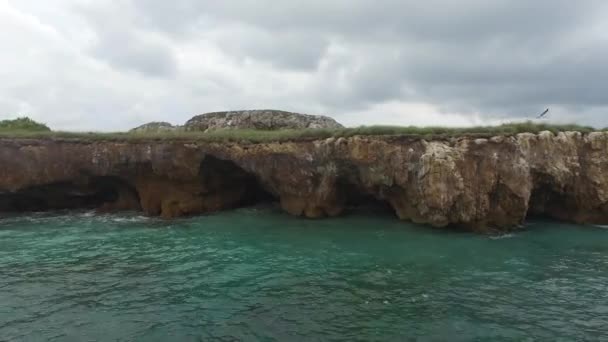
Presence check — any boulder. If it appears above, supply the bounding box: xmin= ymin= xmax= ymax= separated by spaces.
xmin=130 ymin=122 xmax=181 ymax=133
xmin=184 ymin=110 xmax=343 ymax=132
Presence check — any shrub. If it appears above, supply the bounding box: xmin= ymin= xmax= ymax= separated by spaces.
xmin=0 ymin=117 xmax=51 ymax=132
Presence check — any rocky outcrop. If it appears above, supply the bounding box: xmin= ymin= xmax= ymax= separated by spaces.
xmin=184 ymin=110 xmax=343 ymax=132
xmin=130 ymin=122 xmax=182 ymax=133
xmin=1 ymin=131 xmax=607 ymax=232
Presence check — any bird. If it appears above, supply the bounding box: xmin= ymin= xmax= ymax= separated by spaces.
xmin=537 ymin=108 xmax=549 ymax=119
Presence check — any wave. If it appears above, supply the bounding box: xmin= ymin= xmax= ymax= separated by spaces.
xmin=489 ymin=233 xmax=516 ymax=240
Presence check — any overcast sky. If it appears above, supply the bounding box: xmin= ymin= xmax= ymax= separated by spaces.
xmin=1 ymin=0 xmax=607 ymax=131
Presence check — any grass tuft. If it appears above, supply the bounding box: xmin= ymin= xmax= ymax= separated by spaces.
xmin=0 ymin=121 xmax=601 ymax=143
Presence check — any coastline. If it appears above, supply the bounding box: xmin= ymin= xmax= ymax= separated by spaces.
xmin=1 ymin=130 xmax=607 ymax=232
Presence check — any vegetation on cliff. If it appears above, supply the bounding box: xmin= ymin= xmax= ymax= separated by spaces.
xmin=0 ymin=117 xmax=51 ymax=132
xmin=0 ymin=121 xmax=601 ymax=143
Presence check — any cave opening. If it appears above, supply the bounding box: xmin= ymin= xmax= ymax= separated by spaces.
xmin=198 ymin=155 xmax=277 ymax=209
xmin=0 ymin=177 xmax=140 ymax=214
xmin=335 ymin=179 xmax=395 ymax=216
xmin=526 ymin=173 xmax=577 ymax=222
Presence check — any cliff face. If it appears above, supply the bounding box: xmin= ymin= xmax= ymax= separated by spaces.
xmin=1 ymin=131 xmax=607 ymax=232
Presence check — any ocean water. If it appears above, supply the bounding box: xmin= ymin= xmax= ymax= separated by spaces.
xmin=0 ymin=207 xmax=607 ymax=341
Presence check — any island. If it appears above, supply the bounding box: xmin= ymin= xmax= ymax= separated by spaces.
xmin=1 ymin=110 xmax=607 ymax=232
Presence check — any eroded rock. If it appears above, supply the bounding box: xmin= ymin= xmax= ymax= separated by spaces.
xmin=184 ymin=110 xmax=343 ymax=132
xmin=1 ymin=132 xmax=607 ymax=232
xmin=130 ymin=122 xmax=182 ymax=133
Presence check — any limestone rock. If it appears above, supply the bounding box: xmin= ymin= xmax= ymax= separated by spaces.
xmin=1 ymin=131 xmax=608 ymax=232
xmin=184 ymin=110 xmax=343 ymax=132
xmin=130 ymin=122 xmax=181 ymax=133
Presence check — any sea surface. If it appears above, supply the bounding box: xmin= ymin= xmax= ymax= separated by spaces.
xmin=0 ymin=207 xmax=607 ymax=341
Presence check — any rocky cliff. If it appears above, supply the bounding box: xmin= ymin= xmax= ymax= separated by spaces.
xmin=185 ymin=110 xmax=343 ymax=131
xmin=1 ymin=131 xmax=607 ymax=232
xmin=130 ymin=122 xmax=182 ymax=133
xmin=129 ymin=110 xmax=342 ymax=134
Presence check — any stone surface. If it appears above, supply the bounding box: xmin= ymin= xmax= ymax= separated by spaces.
xmin=184 ymin=110 xmax=343 ymax=132
xmin=130 ymin=122 xmax=181 ymax=133
xmin=1 ymin=132 xmax=608 ymax=232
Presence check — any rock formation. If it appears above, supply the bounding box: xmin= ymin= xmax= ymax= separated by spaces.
xmin=184 ymin=110 xmax=344 ymax=132
xmin=130 ymin=122 xmax=181 ymax=133
xmin=1 ymin=131 xmax=607 ymax=232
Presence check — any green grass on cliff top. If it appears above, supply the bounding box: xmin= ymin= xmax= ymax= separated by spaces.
xmin=0 ymin=117 xmax=51 ymax=132
xmin=0 ymin=121 xmax=604 ymax=143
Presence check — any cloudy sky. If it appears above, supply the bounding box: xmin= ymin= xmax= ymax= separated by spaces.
xmin=1 ymin=0 xmax=607 ymax=131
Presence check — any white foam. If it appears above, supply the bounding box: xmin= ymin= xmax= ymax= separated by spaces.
xmin=111 ymin=216 xmax=150 ymax=223
xmin=489 ymin=233 xmax=515 ymax=240
xmin=81 ymin=211 xmax=96 ymax=218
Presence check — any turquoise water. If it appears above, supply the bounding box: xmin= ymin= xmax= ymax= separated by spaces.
xmin=0 ymin=207 xmax=607 ymax=341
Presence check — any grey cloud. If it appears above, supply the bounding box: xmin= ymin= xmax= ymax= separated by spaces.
xmin=2 ymin=0 xmax=608 ymax=130
xmin=404 ymin=42 xmax=608 ymax=114
xmin=313 ymin=47 xmax=409 ymax=108
xmin=124 ymin=0 xmax=608 ymax=125
xmin=133 ymin=0 xmax=601 ymax=43
xmin=212 ymin=28 xmax=328 ymax=70
xmin=76 ymin=2 xmax=177 ymax=78
xmin=90 ymin=31 xmax=177 ymax=77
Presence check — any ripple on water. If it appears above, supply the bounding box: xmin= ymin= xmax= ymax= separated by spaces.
xmin=0 ymin=211 xmax=607 ymax=341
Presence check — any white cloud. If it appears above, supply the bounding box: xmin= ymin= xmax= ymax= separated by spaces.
xmin=0 ymin=0 xmax=607 ymax=131
xmin=338 ymin=101 xmax=505 ymax=127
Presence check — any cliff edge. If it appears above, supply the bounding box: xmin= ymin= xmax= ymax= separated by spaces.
xmin=1 ymin=131 xmax=607 ymax=232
